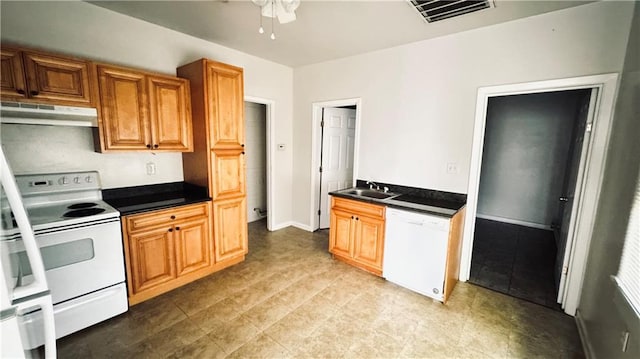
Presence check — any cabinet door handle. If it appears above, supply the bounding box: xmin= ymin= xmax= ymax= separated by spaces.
xmin=241 ymin=151 xmax=245 ymax=155
xmin=16 ymin=89 xmax=26 ymax=95
xmin=175 ymin=227 xmax=180 ymax=231
xmin=153 ymin=144 xmax=159 ymax=149
xmin=146 ymin=144 xmax=151 ymax=149
xmin=168 ymin=228 xmax=173 ymax=232
xmin=241 ymin=144 xmax=245 ymax=147
xmin=30 ymin=90 xmax=39 ymax=96
xmin=170 ymin=215 xmax=176 ymax=220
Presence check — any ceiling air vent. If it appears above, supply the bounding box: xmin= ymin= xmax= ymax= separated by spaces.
xmin=408 ymin=0 xmax=493 ymax=23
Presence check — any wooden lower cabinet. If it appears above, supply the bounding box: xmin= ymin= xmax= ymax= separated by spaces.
xmin=127 ymin=226 xmax=176 ymax=294
xmin=122 ymin=202 xmax=214 ymax=305
xmin=212 ymin=197 xmax=248 ymax=263
xmin=329 ymin=197 xmax=385 ymax=276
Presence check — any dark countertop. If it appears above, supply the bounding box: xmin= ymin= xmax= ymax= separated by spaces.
xmin=330 ymin=181 xmax=466 ymax=218
xmin=103 ymin=182 xmax=210 ymax=216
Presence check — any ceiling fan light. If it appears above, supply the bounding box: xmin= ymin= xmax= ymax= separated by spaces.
xmin=251 ymin=0 xmax=269 ymax=7
xmin=259 ymin=26 xmax=264 ymax=34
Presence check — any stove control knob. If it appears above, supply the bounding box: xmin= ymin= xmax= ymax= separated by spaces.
xmin=74 ymin=177 xmax=81 ymax=184
xmin=59 ymin=176 xmax=70 ymax=185
xmin=85 ymin=176 xmax=93 ymax=183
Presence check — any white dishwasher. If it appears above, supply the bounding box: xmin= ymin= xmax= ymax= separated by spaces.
xmin=383 ymin=207 xmax=450 ymax=302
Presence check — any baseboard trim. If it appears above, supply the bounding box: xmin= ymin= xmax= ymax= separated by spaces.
xmin=476 ymin=213 xmax=552 ymax=230
xmin=270 ymin=221 xmax=293 ymax=231
xmin=268 ymin=221 xmax=316 ymax=232
xmin=290 ymin=222 xmax=314 ymax=232
xmin=575 ymin=309 xmax=595 ymax=359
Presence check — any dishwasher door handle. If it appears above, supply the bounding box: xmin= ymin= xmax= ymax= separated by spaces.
xmin=406 ymin=221 xmax=424 ymax=226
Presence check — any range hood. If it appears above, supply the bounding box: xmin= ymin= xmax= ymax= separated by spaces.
xmin=0 ymin=101 xmax=98 ymax=127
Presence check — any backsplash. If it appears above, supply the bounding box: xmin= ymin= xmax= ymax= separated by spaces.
xmin=0 ymin=124 xmax=183 ymax=189
xmin=355 ymin=179 xmax=467 ymax=204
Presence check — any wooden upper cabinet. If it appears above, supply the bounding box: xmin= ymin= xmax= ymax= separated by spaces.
xmin=22 ymin=51 xmax=93 ymax=105
xmin=98 ymin=65 xmax=149 ymax=150
xmin=0 ymin=48 xmax=27 ymax=99
xmin=148 ymin=75 xmax=193 ymax=151
xmin=96 ymin=64 xmax=193 ymax=152
xmin=210 ymin=150 xmax=246 ymax=200
xmin=0 ymin=46 xmax=94 ymax=106
xmin=206 ymin=62 xmax=244 ymax=149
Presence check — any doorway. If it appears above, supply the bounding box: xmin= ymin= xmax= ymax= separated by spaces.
xmin=310 ymin=98 xmax=361 ymax=231
xmin=244 ymin=97 xmax=275 ymax=231
xmin=468 ymin=89 xmax=592 ymax=310
xmin=460 ymin=74 xmax=619 ymax=316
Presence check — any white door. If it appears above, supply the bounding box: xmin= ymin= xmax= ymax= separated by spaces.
xmin=556 ymin=88 xmax=597 ymax=303
xmin=319 ymin=107 xmax=356 ymax=229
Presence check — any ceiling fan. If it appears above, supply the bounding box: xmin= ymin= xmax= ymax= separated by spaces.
xmin=252 ymin=0 xmax=301 ymax=24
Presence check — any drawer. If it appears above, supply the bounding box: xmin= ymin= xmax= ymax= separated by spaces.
xmin=125 ymin=202 xmax=210 ymax=232
xmin=331 ymin=196 xmax=385 ymax=219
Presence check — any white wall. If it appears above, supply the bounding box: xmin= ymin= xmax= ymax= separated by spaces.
xmin=0 ymin=1 xmax=293 ymax=227
xmin=578 ymin=2 xmax=640 ymax=357
xmin=477 ymin=91 xmax=585 ymax=227
xmin=291 ymin=0 xmax=634 ymax=227
xmin=245 ymin=102 xmax=267 ymax=223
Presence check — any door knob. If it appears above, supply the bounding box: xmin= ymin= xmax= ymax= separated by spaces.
xmin=559 ymin=197 xmax=568 ymax=202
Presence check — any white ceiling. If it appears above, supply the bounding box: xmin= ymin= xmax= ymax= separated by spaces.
xmin=87 ymin=1 xmax=594 ymax=67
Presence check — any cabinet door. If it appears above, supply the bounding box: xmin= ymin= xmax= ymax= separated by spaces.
xmin=128 ymin=226 xmax=176 ymax=294
xmin=206 ymin=62 xmax=244 ymax=149
xmin=213 ymin=197 xmax=248 ymax=262
xmin=0 ymin=48 xmax=27 ymax=99
xmin=210 ymin=149 xmax=246 ymax=200
xmin=147 ymin=75 xmax=193 ymax=151
xmin=329 ymin=208 xmax=354 ymax=258
xmin=98 ymin=65 xmax=150 ymax=150
xmin=22 ymin=51 xmax=92 ymax=105
xmin=352 ymin=216 xmax=385 ymax=272
xmin=174 ymin=217 xmax=212 ymax=276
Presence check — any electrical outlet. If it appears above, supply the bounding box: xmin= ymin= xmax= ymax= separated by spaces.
xmin=446 ymin=162 xmax=459 ymax=174
xmin=146 ymin=162 xmax=156 ymax=175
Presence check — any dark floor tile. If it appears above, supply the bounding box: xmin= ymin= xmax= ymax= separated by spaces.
xmin=471 ymin=219 xmax=560 ymax=311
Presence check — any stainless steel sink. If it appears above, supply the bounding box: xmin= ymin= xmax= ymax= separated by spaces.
xmin=343 ymin=188 xmax=398 ymax=199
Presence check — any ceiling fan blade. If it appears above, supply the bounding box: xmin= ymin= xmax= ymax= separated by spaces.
xmin=277 ymin=10 xmax=296 ymax=24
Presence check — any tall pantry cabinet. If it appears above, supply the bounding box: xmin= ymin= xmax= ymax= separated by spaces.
xmin=177 ymin=59 xmax=248 ymax=264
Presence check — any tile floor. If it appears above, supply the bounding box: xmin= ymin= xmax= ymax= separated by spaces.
xmin=56 ymin=219 xmax=584 ymax=358
xmin=469 ymin=219 xmax=560 ymax=310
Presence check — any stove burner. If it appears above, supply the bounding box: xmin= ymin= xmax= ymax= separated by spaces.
xmin=67 ymin=202 xmax=99 ymax=209
xmin=63 ymin=208 xmax=106 ymax=218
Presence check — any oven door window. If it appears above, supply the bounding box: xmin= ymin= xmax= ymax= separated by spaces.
xmin=12 ymin=238 xmax=95 ymax=277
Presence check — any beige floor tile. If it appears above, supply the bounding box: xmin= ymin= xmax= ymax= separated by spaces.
xmin=243 ymin=295 xmax=294 ymax=330
xmin=165 ymin=335 xmax=227 ymax=359
xmin=208 ymin=315 xmax=261 ymax=354
xmin=54 ymin=220 xmax=584 ymax=359
xmin=227 ymin=333 xmax=292 ymax=359
xmin=142 ymin=317 xmax=207 ymax=356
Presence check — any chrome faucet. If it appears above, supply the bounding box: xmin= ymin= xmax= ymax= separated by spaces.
xmin=366 ymin=181 xmax=380 ymax=190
